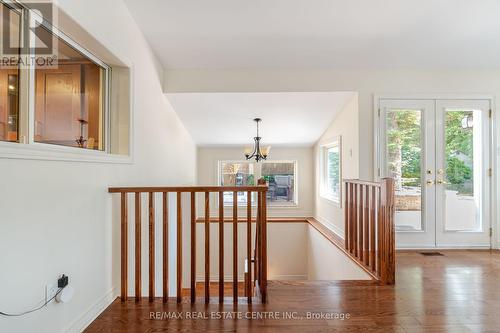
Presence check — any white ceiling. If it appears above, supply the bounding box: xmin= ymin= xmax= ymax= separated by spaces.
xmin=167 ymin=92 xmax=355 ymax=146
xmin=124 ymin=0 xmax=500 ymax=70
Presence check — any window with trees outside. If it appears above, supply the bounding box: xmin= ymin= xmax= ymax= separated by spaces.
xmin=321 ymin=138 xmax=341 ymax=203
xmin=218 ymin=161 xmax=297 ymax=206
xmin=386 ymin=109 xmax=477 ymax=231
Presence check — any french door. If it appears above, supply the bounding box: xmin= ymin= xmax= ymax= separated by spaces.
xmin=379 ymin=99 xmax=491 ymax=248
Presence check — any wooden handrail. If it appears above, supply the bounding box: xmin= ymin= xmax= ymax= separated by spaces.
xmin=110 ymin=186 xmax=268 ymax=304
xmin=343 ymin=179 xmax=382 ymax=187
xmin=343 ymin=178 xmax=395 ymax=285
xmin=109 ymin=185 xmax=268 ymax=193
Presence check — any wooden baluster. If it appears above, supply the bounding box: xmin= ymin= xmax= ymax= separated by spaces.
xmin=261 ymin=190 xmax=268 ymax=303
xmin=121 ymin=192 xmax=128 ymax=301
xmin=364 ymin=185 xmax=370 ymax=266
xmin=162 ymin=192 xmax=169 ymax=303
xmin=344 ymin=182 xmax=349 ymax=250
xmin=254 ymin=195 xmax=260 ymax=287
xmin=148 ymin=192 xmax=155 ymax=302
xmin=353 ymin=184 xmax=358 ymax=257
xmin=233 ymin=191 xmax=238 ymax=302
xmin=204 ymin=192 xmax=210 ymax=303
xmin=218 ymin=191 xmax=224 ymax=303
xmin=246 ymin=191 xmax=252 ymax=303
xmin=349 ymin=183 xmax=354 ymax=253
xmin=135 ymin=193 xmax=141 ymax=300
xmin=190 ymin=192 xmax=196 ymax=303
xmin=176 ymin=192 xmax=182 ymax=303
xmin=370 ymin=186 xmax=376 ymax=271
xmin=359 ymin=185 xmax=364 ymax=262
xmin=379 ymin=182 xmax=387 ymax=283
xmin=377 ymin=186 xmax=382 ymax=278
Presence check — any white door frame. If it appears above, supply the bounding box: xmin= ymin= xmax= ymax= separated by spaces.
xmin=373 ymin=94 xmax=496 ymax=249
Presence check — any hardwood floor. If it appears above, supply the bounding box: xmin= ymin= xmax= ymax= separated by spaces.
xmin=86 ymin=251 xmax=500 ymax=332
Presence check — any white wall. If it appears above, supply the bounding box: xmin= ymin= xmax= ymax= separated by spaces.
xmin=197 ymin=146 xmax=314 ymax=217
xmin=0 ymin=1 xmax=196 ymax=332
xmin=307 ymin=226 xmax=370 ymax=280
xmin=165 ymin=68 xmax=500 ymax=248
xmin=313 ymin=95 xmax=359 ymax=236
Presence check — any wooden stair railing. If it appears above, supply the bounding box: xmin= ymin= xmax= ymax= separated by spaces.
xmin=343 ymin=178 xmax=395 ymax=284
xmin=108 ymin=186 xmax=269 ymax=303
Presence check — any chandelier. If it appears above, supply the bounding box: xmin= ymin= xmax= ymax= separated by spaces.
xmin=244 ymin=118 xmax=271 ymax=162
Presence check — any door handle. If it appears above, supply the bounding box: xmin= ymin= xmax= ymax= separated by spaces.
xmin=436 ymin=179 xmax=447 ymax=185
xmin=426 ymin=179 xmax=434 ymax=186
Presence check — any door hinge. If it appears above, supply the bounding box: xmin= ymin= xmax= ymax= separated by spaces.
xmin=377 ymin=168 xmax=380 ymax=177
xmin=378 ymin=108 xmax=381 ymax=117
xmin=489 ymin=227 xmax=493 ymax=237
xmin=489 ymin=109 xmax=492 ymax=118
xmin=488 ymin=168 xmax=492 ymax=177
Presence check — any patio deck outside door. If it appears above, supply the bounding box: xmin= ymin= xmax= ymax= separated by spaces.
xmin=378 ymin=98 xmax=491 ymax=248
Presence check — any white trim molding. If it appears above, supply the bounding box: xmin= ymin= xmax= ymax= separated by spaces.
xmin=64 ymin=287 xmax=118 ymax=333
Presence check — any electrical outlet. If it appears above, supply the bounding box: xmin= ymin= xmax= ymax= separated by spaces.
xmin=45 ymin=284 xmax=58 ymax=303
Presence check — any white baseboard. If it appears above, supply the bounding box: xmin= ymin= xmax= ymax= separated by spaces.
xmin=64 ymin=287 xmax=118 ymax=333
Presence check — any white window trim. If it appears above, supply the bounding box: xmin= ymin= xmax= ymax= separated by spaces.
xmin=0 ymin=1 xmax=132 ymax=164
xmin=320 ymin=136 xmax=342 ymax=206
xmin=217 ymin=159 xmax=298 ymax=207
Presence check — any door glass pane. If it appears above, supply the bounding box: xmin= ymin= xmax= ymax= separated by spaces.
xmin=444 ymin=110 xmax=481 ymax=231
xmin=386 ymin=109 xmax=423 ymax=231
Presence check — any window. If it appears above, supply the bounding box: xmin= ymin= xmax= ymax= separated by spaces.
xmin=218 ymin=160 xmax=297 ymax=206
xmin=0 ymin=2 xmax=21 ymax=143
xmin=321 ymin=138 xmax=342 ymax=203
xmin=219 ymin=161 xmax=255 ymax=205
xmin=261 ymin=161 xmax=295 ymax=205
xmin=0 ymin=2 xmax=112 ymax=153
xmin=34 ymin=29 xmax=108 ymax=150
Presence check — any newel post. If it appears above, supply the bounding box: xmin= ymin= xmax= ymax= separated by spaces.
xmin=261 ymin=189 xmax=268 ymax=303
xmin=379 ymin=178 xmax=395 ymax=285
